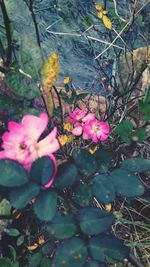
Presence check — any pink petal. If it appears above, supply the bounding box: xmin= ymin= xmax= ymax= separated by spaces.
xmin=72 ymin=125 xmax=83 ymax=136
xmin=37 ymin=127 xmax=60 ymax=157
xmin=21 ymin=113 xmax=48 ymax=141
xmin=44 ymin=154 xmax=57 ymax=188
xmin=82 ymin=113 xmax=95 ymax=122
xmin=98 ymin=133 xmax=108 ymax=141
xmin=0 ymin=151 xmax=6 ymax=159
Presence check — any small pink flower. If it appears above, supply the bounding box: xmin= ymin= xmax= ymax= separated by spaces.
xmin=68 ymin=108 xmax=87 ymax=123
xmin=72 ymin=123 xmax=83 ymax=136
xmin=82 ymin=113 xmax=95 ymax=123
xmin=83 ymin=119 xmax=110 ymax=143
xmin=0 ymin=113 xmax=60 ymax=188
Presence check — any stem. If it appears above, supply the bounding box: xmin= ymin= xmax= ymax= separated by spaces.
xmin=0 ymin=0 xmax=12 ymax=66
xmin=0 ymin=214 xmax=13 ymax=220
xmin=128 ymin=253 xmax=145 ymax=267
xmin=53 ymin=85 xmax=64 ymax=131
xmin=28 ymin=0 xmax=41 ymax=47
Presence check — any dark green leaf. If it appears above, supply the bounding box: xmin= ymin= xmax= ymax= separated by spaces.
xmin=52 ymin=237 xmax=88 ymax=267
xmin=7 ymin=228 xmax=20 ymax=237
xmin=34 ymin=190 xmax=57 ymax=221
xmin=30 ymin=156 xmax=55 ymax=186
xmin=16 ymin=235 xmax=24 ymax=246
xmin=9 ymin=182 xmax=40 ymax=209
xmin=89 ymin=235 xmax=129 ymax=263
xmin=40 ymin=258 xmax=52 ymax=267
xmin=0 ymin=258 xmax=13 ymax=267
xmin=73 ymin=184 xmax=93 ymax=207
xmin=29 ymin=252 xmax=42 ymax=267
xmin=91 ymin=174 xmax=115 ymax=204
xmin=77 ymin=207 xmax=114 ymax=235
xmin=47 ymin=213 xmax=77 ymax=239
xmin=84 ymin=262 xmax=107 ymax=267
xmin=5 ymin=72 xmax=41 ymax=99
xmin=0 ymin=159 xmax=29 ymax=187
xmin=122 ymin=158 xmax=150 ymax=172
xmin=110 ymin=169 xmax=144 ymax=197
xmin=54 ymin=162 xmax=78 ymax=189
xmin=72 ymin=149 xmax=98 ymax=176
xmin=131 ymin=128 xmax=146 ymax=142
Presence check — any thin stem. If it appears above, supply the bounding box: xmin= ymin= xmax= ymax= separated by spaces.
xmin=0 ymin=0 xmax=12 ymax=66
xmin=53 ymin=85 xmax=64 ymax=131
xmin=28 ymin=0 xmax=41 ymax=47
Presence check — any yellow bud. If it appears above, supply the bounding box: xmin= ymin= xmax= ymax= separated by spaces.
xmin=105 ymin=203 xmax=112 ymax=212
xmin=102 ymin=15 xmax=112 ymax=29
xmin=95 ymin=3 xmax=102 ymax=11
xmin=58 ymin=135 xmax=69 ymax=146
xmin=97 ymin=11 xmax=103 ymax=19
xmin=38 ymin=235 xmax=45 ymax=245
xmin=27 ymin=243 xmax=38 ymax=251
xmin=63 ymin=122 xmax=72 ymax=132
xmin=103 ymin=10 xmax=108 ymax=15
xmin=89 ymin=146 xmax=98 ymax=154
xmin=63 ymin=76 xmax=71 ymax=84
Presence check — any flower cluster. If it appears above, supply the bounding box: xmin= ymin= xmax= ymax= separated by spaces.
xmin=0 ymin=113 xmax=60 ymax=188
xmin=68 ymin=108 xmax=110 ymax=143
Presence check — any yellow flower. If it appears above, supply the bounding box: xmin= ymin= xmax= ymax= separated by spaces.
xmin=89 ymin=145 xmax=98 ymax=154
xmin=95 ymin=3 xmax=102 ymax=11
xmin=58 ymin=135 xmax=69 ymax=146
xmin=102 ymin=15 xmax=112 ymax=29
xmin=63 ymin=76 xmax=71 ymax=84
xmin=103 ymin=10 xmax=108 ymax=15
xmin=38 ymin=235 xmax=45 ymax=245
xmin=97 ymin=11 xmax=103 ymax=19
xmin=63 ymin=122 xmax=72 ymax=132
xmin=27 ymin=243 xmax=38 ymax=251
xmin=105 ymin=203 xmax=112 ymax=212
xmin=41 ymin=52 xmax=60 ymax=87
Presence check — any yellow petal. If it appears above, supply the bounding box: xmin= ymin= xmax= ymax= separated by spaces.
xmin=105 ymin=203 xmax=112 ymax=212
xmin=95 ymin=3 xmax=102 ymax=11
xmin=89 ymin=145 xmax=98 ymax=154
xmin=63 ymin=76 xmax=71 ymax=84
xmin=63 ymin=122 xmax=72 ymax=132
xmin=102 ymin=15 xmax=112 ymax=29
xmin=97 ymin=11 xmax=103 ymax=19
xmin=103 ymin=10 xmax=108 ymax=15
xmin=38 ymin=235 xmax=45 ymax=245
xmin=27 ymin=243 xmax=38 ymax=251
xmin=41 ymin=52 xmax=60 ymax=87
xmin=58 ymin=135 xmax=69 ymax=146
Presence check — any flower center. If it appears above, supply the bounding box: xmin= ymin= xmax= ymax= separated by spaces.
xmin=20 ymin=142 xmax=27 ymax=150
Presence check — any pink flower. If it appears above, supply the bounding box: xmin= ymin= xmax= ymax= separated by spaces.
xmin=72 ymin=123 xmax=83 ymax=136
xmin=83 ymin=119 xmax=110 ymax=143
xmin=0 ymin=113 xmax=60 ymax=188
xmin=68 ymin=108 xmax=87 ymax=123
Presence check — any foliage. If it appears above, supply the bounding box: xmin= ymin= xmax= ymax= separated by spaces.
xmin=0 ymin=0 xmax=149 ymax=266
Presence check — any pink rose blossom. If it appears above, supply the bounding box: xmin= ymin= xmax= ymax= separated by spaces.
xmin=72 ymin=123 xmax=83 ymax=136
xmin=0 ymin=113 xmax=60 ymax=188
xmin=68 ymin=108 xmax=87 ymax=123
xmin=83 ymin=119 xmax=110 ymax=143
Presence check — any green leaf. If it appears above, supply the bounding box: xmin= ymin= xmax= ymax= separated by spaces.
xmin=9 ymin=182 xmax=40 ymax=209
xmin=52 ymin=237 xmax=88 ymax=267
xmin=84 ymin=262 xmax=107 ymax=267
xmin=53 ymin=162 xmax=78 ymax=189
xmin=115 ymin=120 xmax=133 ymax=144
xmin=16 ymin=235 xmax=24 ymax=246
xmin=7 ymin=228 xmax=20 ymax=237
xmin=5 ymin=72 xmax=41 ymax=99
xmin=34 ymin=190 xmax=57 ymax=221
xmin=91 ymin=174 xmax=115 ymax=204
xmin=131 ymin=128 xmax=146 ymax=142
xmin=72 ymin=149 xmax=98 ymax=176
xmin=29 ymin=252 xmax=42 ymax=267
xmin=89 ymin=235 xmax=129 ymax=263
xmin=0 ymin=159 xmax=29 ymax=187
xmin=40 ymin=258 xmax=52 ymax=267
xmin=110 ymin=169 xmax=144 ymax=197
xmin=122 ymin=158 xmax=150 ymax=172
xmin=77 ymin=207 xmax=114 ymax=235
xmin=73 ymin=184 xmax=93 ymax=207
xmin=30 ymin=156 xmax=55 ymax=186
xmin=0 ymin=258 xmax=13 ymax=267
xmin=47 ymin=213 xmax=77 ymax=239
